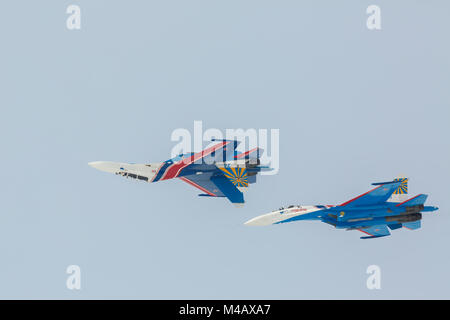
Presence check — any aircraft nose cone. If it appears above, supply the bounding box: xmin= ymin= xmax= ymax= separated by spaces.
xmin=88 ymin=161 xmax=121 ymax=173
xmin=88 ymin=161 xmax=103 ymax=169
xmin=244 ymin=217 xmax=260 ymax=226
xmin=244 ymin=213 xmax=276 ymax=226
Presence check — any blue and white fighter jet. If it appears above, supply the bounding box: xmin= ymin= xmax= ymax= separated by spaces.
xmin=245 ymin=178 xmax=438 ymax=239
xmin=89 ymin=139 xmax=271 ymax=206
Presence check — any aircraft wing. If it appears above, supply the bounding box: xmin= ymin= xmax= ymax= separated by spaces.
xmin=179 ymin=173 xmax=244 ymax=206
xmin=358 ymin=225 xmax=391 ymax=239
xmin=339 ymin=181 xmax=402 ymax=207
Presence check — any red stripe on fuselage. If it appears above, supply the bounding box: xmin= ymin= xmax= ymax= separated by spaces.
xmin=235 ymin=147 xmax=258 ymax=159
xmin=160 ymin=141 xmax=231 ymax=181
xmin=150 ymin=163 xmax=164 ymax=182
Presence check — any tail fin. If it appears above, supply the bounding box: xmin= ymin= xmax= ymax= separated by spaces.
xmin=218 ymin=166 xmax=249 ymax=189
xmin=387 ymin=177 xmax=408 ymax=203
xmin=395 ymin=194 xmax=428 ymax=207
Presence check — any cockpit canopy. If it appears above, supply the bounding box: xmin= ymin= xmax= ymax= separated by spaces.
xmin=274 ymin=205 xmax=301 ymax=212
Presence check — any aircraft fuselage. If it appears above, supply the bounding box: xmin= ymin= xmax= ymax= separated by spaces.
xmin=245 ymin=204 xmax=438 ymax=229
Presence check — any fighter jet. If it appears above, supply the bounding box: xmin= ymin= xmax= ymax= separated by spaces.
xmin=89 ymin=139 xmax=271 ymax=206
xmin=245 ymin=178 xmax=438 ymax=239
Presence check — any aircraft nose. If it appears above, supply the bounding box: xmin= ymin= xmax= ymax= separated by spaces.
xmin=244 ymin=217 xmax=262 ymax=226
xmin=244 ymin=212 xmax=277 ymax=226
xmin=88 ymin=161 xmax=121 ymax=173
xmin=88 ymin=161 xmax=103 ymax=169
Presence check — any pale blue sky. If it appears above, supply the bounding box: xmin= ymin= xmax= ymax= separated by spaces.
xmin=0 ymin=1 xmax=449 ymax=299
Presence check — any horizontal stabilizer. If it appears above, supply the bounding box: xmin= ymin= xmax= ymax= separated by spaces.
xmin=360 ymin=235 xmax=390 ymax=239
xmin=396 ymin=194 xmax=428 ymax=207
xmin=403 ymin=220 xmax=421 ymax=230
xmin=358 ymin=225 xmax=391 ymax=239
xmin=372 ymin=180 xmax=400 ymax=186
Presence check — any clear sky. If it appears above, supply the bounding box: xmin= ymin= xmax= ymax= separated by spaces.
xmin=1 ymin=1 xmax=449 ymax=299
